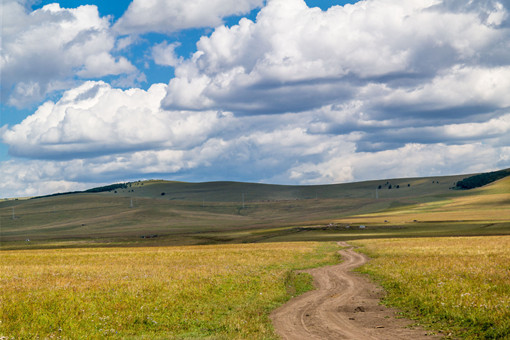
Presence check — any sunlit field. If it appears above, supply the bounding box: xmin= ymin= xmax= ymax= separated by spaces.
xmin=353 ymin=236 xmax=510 ymax=339
xmin=0 ymin=242 xmax=339 ymax=339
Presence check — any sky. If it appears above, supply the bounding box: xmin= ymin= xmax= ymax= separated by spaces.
xmin=1 ymin=0 xmax=510 ymax=198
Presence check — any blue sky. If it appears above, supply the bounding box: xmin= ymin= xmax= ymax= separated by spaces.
xmin=1 ymin=0 xmax=510 ymax=197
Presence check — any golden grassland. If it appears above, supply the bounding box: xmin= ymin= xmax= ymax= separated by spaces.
xmin=353 ymin=236 xmax=510 ymax=339
xmin=336 ymin=177 xmax=510 ymax=226
xmin=0 ymin=242 xmax=339 ymax=339
xmin=1 ymin=175 xmax=509 ymax=338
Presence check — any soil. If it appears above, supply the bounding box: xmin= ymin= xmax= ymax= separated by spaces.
xmin=270 ymin=242 xmax=444 ymax=339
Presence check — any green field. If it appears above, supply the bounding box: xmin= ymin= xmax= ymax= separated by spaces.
xmin=1 ymin=171 xmax=509 ymax=339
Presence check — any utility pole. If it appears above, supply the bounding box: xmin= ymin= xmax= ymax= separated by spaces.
xmin=130 ymin=198 xmax=134 ymax=208
xmin=242 ymin=193 xmax=245 ymax=209
xmin=12 ymin=207 xmax=15 ymax=220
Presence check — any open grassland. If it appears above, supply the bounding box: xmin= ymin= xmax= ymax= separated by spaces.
xmin=0 ymin=193 xmax=388 ymax=248
xmin=338 ymin=176 xmax=510 ymax=225
xmin=242 ymin=177 xmax=510 ymax=244
xmin=0 ymin=242 xmax=339 ymax=339
xmin=1 ymin=174 xmax=508 ymax=249
xmin=352 ymin=236 xmax=510 ymax=339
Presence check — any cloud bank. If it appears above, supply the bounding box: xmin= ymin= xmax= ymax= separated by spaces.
xmin=1 ymin=0 xmax=510 ymax=197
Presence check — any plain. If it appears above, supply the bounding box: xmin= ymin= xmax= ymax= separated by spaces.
xmin=1 ymin=172 xmax=509 ymax=338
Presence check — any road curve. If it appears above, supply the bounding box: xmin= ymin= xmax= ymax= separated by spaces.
xmin=270 ymin=242 xmax=441 ymax=340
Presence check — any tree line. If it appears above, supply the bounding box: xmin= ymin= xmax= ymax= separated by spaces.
xmin=455 ymin=168 xmax=510 ymax=190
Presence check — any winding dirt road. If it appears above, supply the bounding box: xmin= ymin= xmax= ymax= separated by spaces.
xmin=271 ymin=242 xmax=442 ymax=339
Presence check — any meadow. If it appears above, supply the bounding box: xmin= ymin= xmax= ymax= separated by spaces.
xmin=1 ymin=172 xmax=509 ymax=339
xmin=0 ymin=172 xmax=472 ymax=248
xmin=0 ymin=242 xmax=339 ymax=339
xmin=353 ymin=236 xmax=510 ymax=339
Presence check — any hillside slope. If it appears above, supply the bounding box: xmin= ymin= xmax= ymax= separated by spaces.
xmin=1 ymin=171 xmax=509 ymax=248
xmin=94 ymin=173 xmax=470 ymax=202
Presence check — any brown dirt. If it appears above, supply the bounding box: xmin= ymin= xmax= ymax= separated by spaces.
xmin=270 ymin=242 xmax=443 ymax=339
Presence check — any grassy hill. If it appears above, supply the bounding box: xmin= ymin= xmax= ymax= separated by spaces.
xmin=90 ymin=174 xmax=464 ymax=201
xmin=1 ymin=170 xmax=509 ymax=249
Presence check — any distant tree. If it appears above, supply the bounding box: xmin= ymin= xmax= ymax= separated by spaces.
xmin=388 ymin=184 xmax=392 ymax=189
xmin=86 ymin=183 xmax=127 ymax=193
xmin=396 ymin=185 xmax=400 ymax=189
xmin=408 ymin=184 xmax=411 ymax=187
xmin=161 ymin=192 xmax=165 ymax=196
xmin=378 ymin=185 xmax=382 ymax=189
xmin=455 ymin=169 xmax=510 ymax=189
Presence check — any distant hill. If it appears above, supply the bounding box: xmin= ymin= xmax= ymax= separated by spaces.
xmin=33 ymin=169 xmax=510 ymax=203
xmin=1 ymin=169 xmax=509 ymax=248
xmin=86 ymin=172 xmax=472 ymax=202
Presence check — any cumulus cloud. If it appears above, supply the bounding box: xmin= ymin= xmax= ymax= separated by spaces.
xmin=2 ymin=0 xmax=510 ymax=198
xmin=1 ymin=81 xmax=231 ymax=159
xmin=114 ymin=0 xmax=264 ymax=35
xmin=0 ymin=1 xmax=136 ymax=108
xmin=152 ymin=41 xmax=183 ymax=67
xmin=161 ymin=0 xmax=510 ymax=117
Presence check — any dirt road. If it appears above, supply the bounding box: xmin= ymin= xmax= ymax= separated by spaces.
xmin=271 ymin=242 xmax=442 ymax=339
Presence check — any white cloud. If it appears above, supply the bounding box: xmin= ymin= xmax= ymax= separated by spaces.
xmin=161 ymin=0 xmax=510 ymax=116
xmin=114 ymin=0 xmax=265 ymax=35
xmin=77 ymin=53 xmax=135 ymax=78
xmin=0 ymin=1 xmax=136 ymax=108
xmin=3 ymin=119 xmax=509 ymax=198
xmin=287 ymin=143 xmax=505 ymax=185
xmin=1 ymin=81 xmax=232 ymax=159
xmin=0 ymin=159 xmax=94 ymax=198
xmin=373 ymin=66 xmax=510 ymax=118
xmin=2 ymin=0 xmax=510 ymax=198
xmin=152 ymin=41 xmax=183 ymax=67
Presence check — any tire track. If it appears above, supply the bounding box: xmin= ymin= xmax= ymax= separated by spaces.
xmin=271 ymin=242 xmax=442 ymax=339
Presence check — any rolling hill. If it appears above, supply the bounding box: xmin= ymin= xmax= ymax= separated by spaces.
xmin=1 ymin=169 xmax=509 ymax=249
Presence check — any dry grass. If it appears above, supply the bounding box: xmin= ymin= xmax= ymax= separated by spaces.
xmin=353 ymin=236 xmax=510 ymax=339
xmin=333 ymin=178 xmax=510 ymax=233
xmin=0 ymin=242 xmax=338 ymax=339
